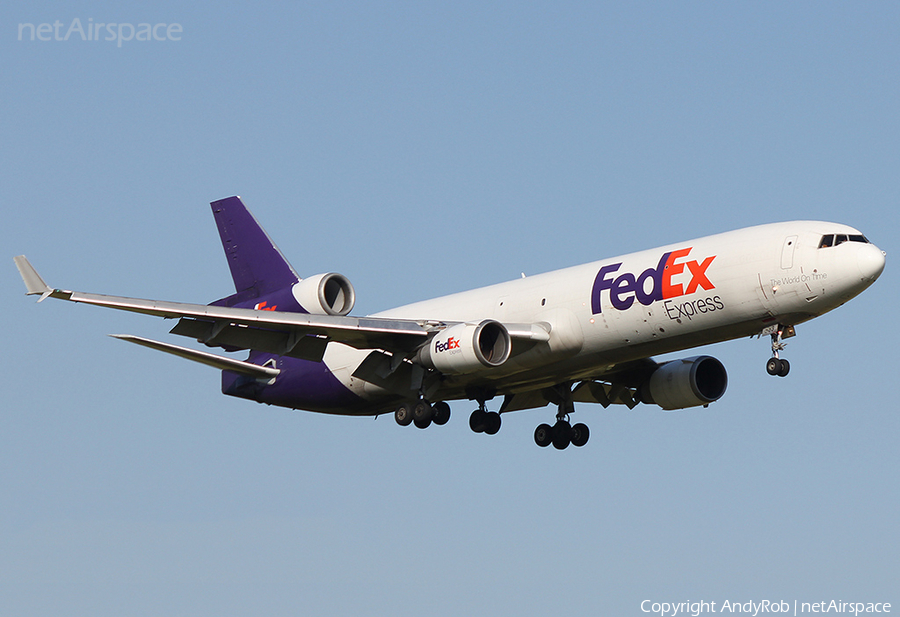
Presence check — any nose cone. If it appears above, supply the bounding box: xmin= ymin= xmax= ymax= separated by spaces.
xmin=858 ymin=243 xmax=886 ymax=282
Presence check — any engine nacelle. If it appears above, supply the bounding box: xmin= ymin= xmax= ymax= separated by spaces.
xmin=417 ymin=320 xmax=511 ymax=375
xmin=291 ymin=273 xmax=355 ymax=316
xmin=643 ymin=355 xmax=728 ymax=410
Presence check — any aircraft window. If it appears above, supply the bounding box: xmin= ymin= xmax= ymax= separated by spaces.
xmin=819 ymin=233 xmax=870 ymax=249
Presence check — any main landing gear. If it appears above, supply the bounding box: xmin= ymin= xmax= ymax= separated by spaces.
xmin=394 ymin=399 xmax=451 ymax=429
xmin=469 ymin=401 xmax=502 ymax=435
xmin=534 ymin=387 xmax=589 ymax=450
xmin=534 ymin=416 xmax=590 ymax=450
xmin=765 ymin=326 xmax=792 ymax=377
xmin=467 ymin=401 xmax=590 ymax=449
xmin=400 ymin=394 xmax=593 ymax=449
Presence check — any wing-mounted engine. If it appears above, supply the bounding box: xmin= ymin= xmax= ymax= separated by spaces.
xmin=292 ymin=273 xmax=355 ymax=316
xmin=416 ymin=320 xmax=511 ymax=375
xmin=640 ymin=355 xmax=728 ymax=410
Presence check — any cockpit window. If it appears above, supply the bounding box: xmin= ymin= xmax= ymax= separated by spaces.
xmin=819 ymin=233 xmax=870 ymax=249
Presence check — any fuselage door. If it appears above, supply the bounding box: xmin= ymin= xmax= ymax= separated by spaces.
xmin=781 ymin=235 xmax=798 ymax=270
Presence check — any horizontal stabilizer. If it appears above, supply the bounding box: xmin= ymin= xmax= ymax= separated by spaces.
xmin=110 ymin=334 xmax=280 ymax=379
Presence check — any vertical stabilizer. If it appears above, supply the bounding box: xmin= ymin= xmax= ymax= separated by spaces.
xmin=210 ymin=196 xmax=300 ymax=305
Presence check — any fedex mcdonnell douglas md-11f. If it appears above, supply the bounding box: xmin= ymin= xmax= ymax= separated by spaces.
xmin=15 ymin=197 xmax=885 ymax=449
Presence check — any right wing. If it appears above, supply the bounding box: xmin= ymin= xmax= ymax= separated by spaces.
xmin=14 ymin=255 xmax=430 ymax=360
xmin=14 ymin=256 xmax=550 ymax=363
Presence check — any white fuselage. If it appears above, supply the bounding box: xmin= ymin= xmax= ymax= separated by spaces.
xmin=19 ymin=198 xmax=884 ymax=425
xmin=323 ymin=221 xmax=884 ymax=407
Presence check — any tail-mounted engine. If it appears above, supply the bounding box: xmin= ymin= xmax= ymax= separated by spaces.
xmin=291 ymin=273 xmax=355 ymax=316
xmin=640 ymin=355 xmax=728 ymax=410
xmin=417 ymin=320 xmax=511 ymax=375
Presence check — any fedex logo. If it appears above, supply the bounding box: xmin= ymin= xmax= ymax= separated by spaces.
xmin=591 ymin=247 xmax=716 ymax=314
xmin=435 ymin=337 xmax=461 ymax=353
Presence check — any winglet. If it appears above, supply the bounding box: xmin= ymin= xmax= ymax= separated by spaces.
xmin=13 ymin=255 xmax=53 ymax=301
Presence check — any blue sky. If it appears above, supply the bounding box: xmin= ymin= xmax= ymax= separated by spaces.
xmin=2 ymin=3 xmax=897 ymax=615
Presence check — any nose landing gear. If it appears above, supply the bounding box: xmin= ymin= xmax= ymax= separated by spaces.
xmin=764 ymin=325 xmax=793 ymax=377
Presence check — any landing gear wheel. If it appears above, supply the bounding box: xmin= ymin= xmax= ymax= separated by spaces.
xmin=413 ymin=400 xmax=433 ymax=424
xmin=570 ymin=423 xmax=590 ymax=447
xmin=777 ymin=358 xmax=790 ymax=377
xmin=395 ymin=403 xmax=414 ymax=426
xmin=534 ymin=423 xmax=553 ymax=447
xmin=431 ymin=401 xmax=451 ymax=426
xmin=552 ymin=421 xmax=572 ymax=450
xmin=413 ymin=400 xmax=433 ymax=429
xmin=469 ymin=409 xmax=486 ymax=433
xmin=483 ymin=412 xmax=501 ymax=435
xmin=766 ymin=357 xmax=791 ymax=377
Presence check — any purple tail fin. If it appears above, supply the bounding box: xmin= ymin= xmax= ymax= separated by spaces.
xmin=210 ymin=196 xmax=300 ymax=307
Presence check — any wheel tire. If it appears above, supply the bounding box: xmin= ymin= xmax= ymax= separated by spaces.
xmin=777 ymin=358 xmax=791 ymax=377
xmin=432 ymin=401 xmax=451 ymax=426
xmin=413 ymin=400 xmax=434 ymax=424
xmin=414 ymin=415 xmax=432 ymax=429
xmin=469 ymin=409 xmax=486 ymax=433
xmin=395 ymin=403 xmax=414 ymax=426
xmin=534 ymin=424 xmax=553 ymax=447
xmin=552 ymin=421 xmax=571 ymax=450
xmin=766 ymin=357 xmax=780 ymax=375
xmin=483 ymin=412 xmax=501 ymax=435
xmin=571 ymin=423 xmax=590 ymax=447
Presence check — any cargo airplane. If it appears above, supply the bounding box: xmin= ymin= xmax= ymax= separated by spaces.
xmin=14 ymin=197 xmax=886 ymax=449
